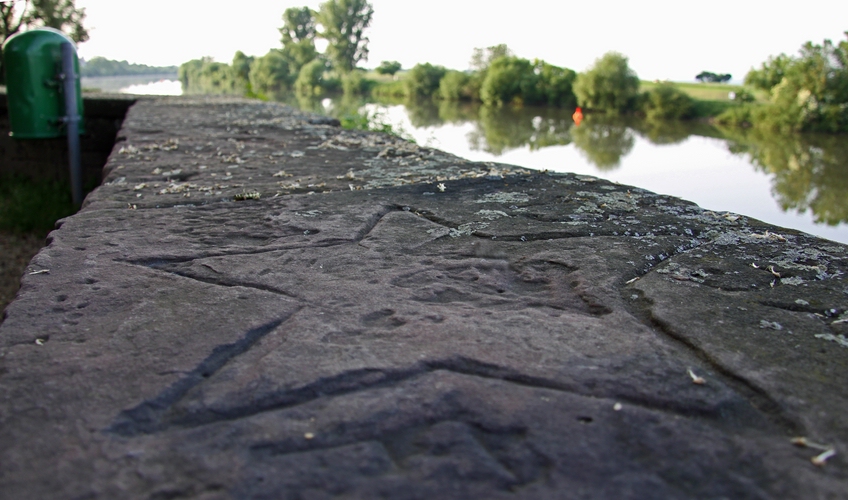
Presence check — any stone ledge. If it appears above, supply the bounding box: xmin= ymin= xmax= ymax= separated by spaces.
xmin=1 ymin=96 xmax=846 ymax=498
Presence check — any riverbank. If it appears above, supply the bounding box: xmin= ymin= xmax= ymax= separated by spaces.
xmin=1 ymin=95 xmax=846 ymax=498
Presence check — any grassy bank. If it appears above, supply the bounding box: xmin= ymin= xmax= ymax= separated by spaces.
xmin=640 ymin=81 xmax=765 ymax=119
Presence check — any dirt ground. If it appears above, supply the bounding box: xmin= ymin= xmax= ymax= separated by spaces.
xmin=0 ymin=231 xmax=46 ymax=322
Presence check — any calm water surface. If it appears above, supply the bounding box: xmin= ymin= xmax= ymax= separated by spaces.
xmin=93 ymin=79 xmax=848 ymax=244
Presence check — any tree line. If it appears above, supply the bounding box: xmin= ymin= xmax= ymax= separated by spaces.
xmin=180 ymin=8 xmax=698 ymax=125
xmin=80 ymin=57 xmax=177 ymax=78
xmin=367 ymin=46 xmax=698 ymax=122
xmin=179 ymin=0 xmax=375 ymax=98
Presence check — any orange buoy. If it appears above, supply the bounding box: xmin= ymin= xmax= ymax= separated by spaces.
xmin=572 ymin=106 xmax=583 ymax=126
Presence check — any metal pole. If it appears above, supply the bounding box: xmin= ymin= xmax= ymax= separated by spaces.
xmin=60 ymin=42 xmax=83 ymax=206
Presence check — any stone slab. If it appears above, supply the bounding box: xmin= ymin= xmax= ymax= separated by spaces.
xmin=1 ymin=97 xmax=847 ymax=499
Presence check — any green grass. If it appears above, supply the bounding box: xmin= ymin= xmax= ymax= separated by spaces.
xmin=0 ymin=175 xmax=77 ymax=234
xmin=641 ymin=81 xmax=768 ymax=102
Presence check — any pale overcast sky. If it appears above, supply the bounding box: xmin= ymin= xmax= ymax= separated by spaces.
xmin=74 ymin=0 xmax=848 ymax=82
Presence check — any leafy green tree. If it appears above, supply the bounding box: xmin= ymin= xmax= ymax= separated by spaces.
xmin=249 ymin=49 xmax=293 ymax=98
xmin=279 ymin=6 xmax=317 ymax=73
xmin=231 ymin=51 xmax=255 ymax=94
xmin=478 ymin=57 xmax=577 ymax=107
xmin=438 ymin=70 xmax=473 ymax=101
xmin=573 ymin=52 xmax=640 ymax=114
xmin=316 ymin=0 xmax=373 ymax=73
xmin=744 ymin=54 xmax=792 ymax=92
xmin=294 ymin=58 xmax=326 ymax=96
xmin=376 ymin=60 xmax=401 ymax=76
xmin=467 ymin=44 xmax=511 ymax=96
xmin=641 ymin=83 xmax=694 ymax=121
xmin=1 ymin=0 xmax=88 ymax=42
xmin=535 ymin=61 xmax=577 ymax=108
xmin=232 ymin=51 xmax=254 ymax=82
xmin=480 ymin=56 xmax=538 ymax=106
xmin=695 ymin=71 xmax=731 ymax=83
xmin=280 ymin=6 xmax=316 ymax=44
xmin=341 ymin=68 xmax=375 ymax=95
xmin=470 ymin=44 xmax=512 ymax=71
xmin=1 ymin=0 xmax=88 ymax=80
xmin=178 ymin=58 xmax=204 ymax=91
xmin=404 ymin=62 xmax=446 ymax=98
xmin=741 ymin=33 xmax=848 ymax=133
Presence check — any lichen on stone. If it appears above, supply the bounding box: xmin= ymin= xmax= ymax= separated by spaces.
xmin=474 ymin=192 xmax=530 ymax=204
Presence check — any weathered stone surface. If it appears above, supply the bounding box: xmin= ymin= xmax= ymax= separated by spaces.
xmin=1 ymin=97 xmax=846 ymax=499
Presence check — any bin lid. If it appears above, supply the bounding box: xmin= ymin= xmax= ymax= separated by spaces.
xmin=3 ymin=27 xmax=76 ymax=53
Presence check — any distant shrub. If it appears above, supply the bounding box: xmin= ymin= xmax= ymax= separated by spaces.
xmin=480 ymin=56 xmax=537 ymax=106
xmin=641 ymin=83 xmax=694 ymax=120
xmin=376 ymin=60 xmax=402 ymax=76
xmin=534 ymin=61 xmax=577 ymax=108
xmin=730 ymin=89 xmax=755 ymax=103
xmin=249 ymin=50 xmax=293 ymax=97
xmin=371 ymin=79 xmax=407 ymax=98
xmin=715 ymin=104 xmax=756 ymax=127
xmin=478 ymin=57 xmax=577 ymax=108
xmin=294 ymin=59 xmax=326 ymax=96
xmin=438 ymin=70 xmax=473 ymax=101
xmin=404 ymin=63 xmax=447 ymax=98
xmin=574 ymin=52 xmax=640 ymax=113
xmin=342 ymin=70 xmax=375 ymax=95
xmin=231 ymin=51 xmax=255 ymax=94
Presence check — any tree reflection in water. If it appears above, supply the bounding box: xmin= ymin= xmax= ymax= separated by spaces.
xmin=570 ymin=115 xmax=634 ymax=170
xmin=721 ymin=128 xmax=848 ymax=226
xmin=466 ymin=105 xmax=574 ymax=155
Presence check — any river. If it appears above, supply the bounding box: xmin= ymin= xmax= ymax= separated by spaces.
xmin=86 ymin=78 xmax=848 ymax=245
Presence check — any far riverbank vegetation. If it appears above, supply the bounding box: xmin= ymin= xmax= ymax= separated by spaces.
xmin=176 ymin=1 xmax=848 ymax=136
xmin=79 ymin=57 xmax=178 ymax=78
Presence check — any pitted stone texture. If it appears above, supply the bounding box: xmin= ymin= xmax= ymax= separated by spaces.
xmin=1 ymin=97 xmax=847 ymax=499
xmin=85 ymin=97 xmax=531 ymax=212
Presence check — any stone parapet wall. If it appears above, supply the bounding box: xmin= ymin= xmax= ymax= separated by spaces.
xmin=0 ymin=96 xmax=846 ymax=498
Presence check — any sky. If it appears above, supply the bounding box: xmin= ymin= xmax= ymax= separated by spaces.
xmin=73 ymin=0 xmax=848 ymax=82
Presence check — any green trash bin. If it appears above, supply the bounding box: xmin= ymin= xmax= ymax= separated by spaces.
xmin=3 ymin=27 xmax=85 ymax=138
